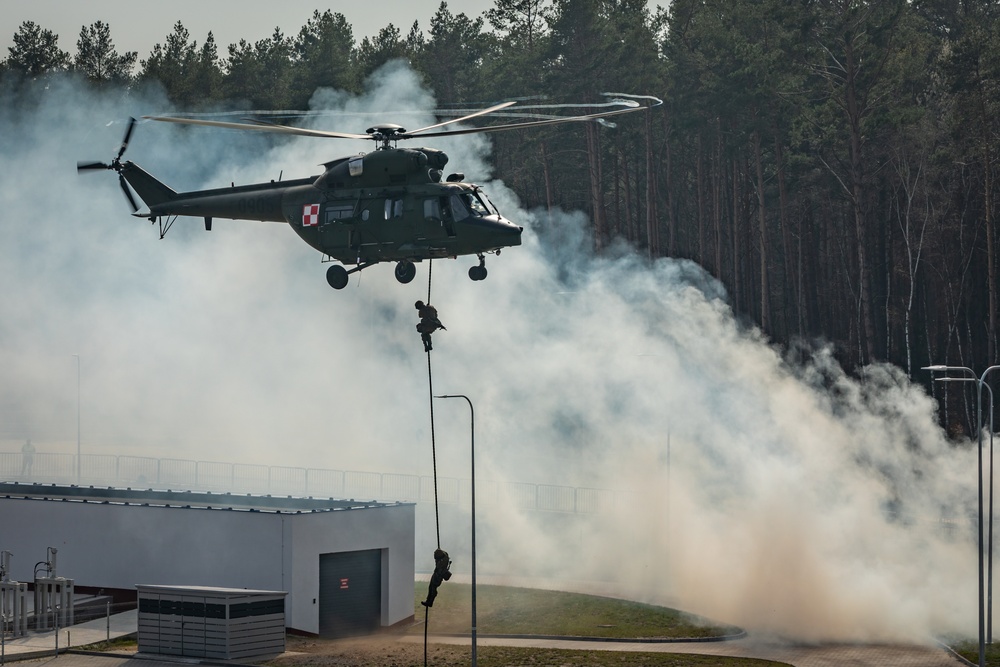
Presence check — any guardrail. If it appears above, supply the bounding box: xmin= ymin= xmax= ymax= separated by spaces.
xmin=0 ymin=452 xmax=625 ymax=515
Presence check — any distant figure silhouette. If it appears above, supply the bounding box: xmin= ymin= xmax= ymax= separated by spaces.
xmin=21 ymin=438 xmax=35 ymax=476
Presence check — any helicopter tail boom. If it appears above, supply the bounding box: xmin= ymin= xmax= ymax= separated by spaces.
xmin=119 ymin=161 xmax=178 ymax=208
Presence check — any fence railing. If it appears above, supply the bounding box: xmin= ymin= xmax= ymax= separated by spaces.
xmin=0 ymin=452 xmax=625 ymax=515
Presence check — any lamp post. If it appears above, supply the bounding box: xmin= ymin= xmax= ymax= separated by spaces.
xmin=72 ymin=354 xmax=80 ymax=484
xmin=982 ymin=382 xmax=996 ymax=644
xmin=434 ymin=393 xmax=476 ymax=667
xmin=924 ymin=364 xmax=1000 ymax=667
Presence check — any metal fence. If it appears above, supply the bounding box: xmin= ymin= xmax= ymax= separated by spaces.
xmin=0 ymin=452 xmax=626 ymax=515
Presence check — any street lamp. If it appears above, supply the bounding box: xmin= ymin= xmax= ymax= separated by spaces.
xmin=982 ymin=382 xmax=996 ymax=643
xmin=434 ymin=393 xmax=477 ymax=667
xmin=72 ymin=354 xmax=80 ymax=484
xmin=923 ymin=364 xmax=1000 ymax=667
xmin=945 ymin=379 xmax=1000 ymax=644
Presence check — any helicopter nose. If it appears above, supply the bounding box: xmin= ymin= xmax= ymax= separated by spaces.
xmin=497 ymin=218 xmax=523 ymax=245
xmin=479 ymin=215 xmax=522 ymax=245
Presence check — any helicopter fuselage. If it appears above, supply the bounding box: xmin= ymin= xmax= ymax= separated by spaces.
xmin=84 ymin=96 xmax=659 ymax=289
xmin=122 ymin=145 xmax=522 ymax=274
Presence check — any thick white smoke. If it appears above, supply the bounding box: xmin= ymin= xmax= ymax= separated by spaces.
xmin=0 ymin=62 xmax=983 ymax=643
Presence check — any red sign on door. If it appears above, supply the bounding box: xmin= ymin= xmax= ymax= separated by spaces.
xmin=340 ymin=578 xmax=349 ymax=589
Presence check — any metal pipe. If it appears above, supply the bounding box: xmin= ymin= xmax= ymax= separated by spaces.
xmin=985 ymin=383 xmax=996 ymax=644
xmin=73 ymin=355 xmax=80 ymax=484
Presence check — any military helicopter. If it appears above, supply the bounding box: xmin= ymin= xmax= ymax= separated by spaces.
xmin=77 ymin=96 xmax=659 ymax=289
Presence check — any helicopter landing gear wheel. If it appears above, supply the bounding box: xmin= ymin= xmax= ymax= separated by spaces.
xmin=395 ymin=260 xmax=417 ymax=284
xmin=469 ymin=255 xmax=487 ymax=281
xmin=326 ymin=265 xmax=349 ymax=290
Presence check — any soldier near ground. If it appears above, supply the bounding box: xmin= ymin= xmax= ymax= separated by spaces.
xmin=415 ymin=300 xmax=446 ymax=352
xmin=20 ymin=438 xmax=34 ymax=476
xmin=421 ymin=548 xmax=452 ymax=607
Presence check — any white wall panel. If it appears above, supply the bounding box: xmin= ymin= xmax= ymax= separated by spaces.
xmin=0 ymin=496 xmax=414 ymax=634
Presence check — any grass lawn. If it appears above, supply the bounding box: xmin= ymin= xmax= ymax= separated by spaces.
xmin=947 ymin=638 xmax=1000 ymax=666
xmin=410 ymin=582 xmax=742 ymax=640
xmin=84 ymin=585 xmax=791 ymax=666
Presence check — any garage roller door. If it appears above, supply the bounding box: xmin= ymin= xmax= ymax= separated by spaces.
xmin=318 ymin=549 xmax=381 ymax=638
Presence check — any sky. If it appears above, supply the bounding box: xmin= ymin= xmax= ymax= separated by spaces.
xmin=0 ymin=0 xmax=508 ymax=61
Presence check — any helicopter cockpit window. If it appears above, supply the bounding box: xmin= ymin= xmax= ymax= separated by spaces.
xmin=465 ymin=193 xmax=491 ymax=217
xmin=449 ymin=194 xmax=471 ymax=222
xmin=478 ymin=190 xmax=501 ymax=215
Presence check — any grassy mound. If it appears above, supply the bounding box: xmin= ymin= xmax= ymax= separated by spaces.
xmin=411 ymin=583 xmax=741 ymax=640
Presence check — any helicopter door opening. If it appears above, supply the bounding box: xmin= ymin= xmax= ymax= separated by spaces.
xmin=321 ymin=203 xmax=356 ymax=252
xmin=424 ymin=198 xmax=455 ymax=237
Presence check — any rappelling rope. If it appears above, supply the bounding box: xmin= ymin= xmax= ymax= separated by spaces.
xmin=424 ymin=259 xmax=438 ymax=667
xmin=423 ymin=603 xmax=430 ymax=666
xmin=426 ymin=259 xmax=441 ymax=549
xmin=427 ymin=351 xmax=441 ymax=549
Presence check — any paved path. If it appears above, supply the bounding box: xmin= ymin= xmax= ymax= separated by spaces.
xmin=3 ymin=639 xmax=968 ymax=667
xmin=402 ymin=634 xmax=966 ymax=666
xmin=1 ymin=610 xmax=136 ymax=661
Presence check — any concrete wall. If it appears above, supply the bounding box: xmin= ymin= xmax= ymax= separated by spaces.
xmin=0 ymin=497 xmax=414 ymax=633
xmin=284 ymin=504 xmax=415 ymax=633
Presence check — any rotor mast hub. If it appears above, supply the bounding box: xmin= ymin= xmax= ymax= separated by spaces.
xmin=367 ymin=123 xmax=408 ymax=150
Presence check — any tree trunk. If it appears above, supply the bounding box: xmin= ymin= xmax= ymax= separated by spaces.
xmin=645 ymin=107 xmax=658 ymax=258
xmin=541 ymin=140 xmax=553 ymax=214
xmin=774 ymin=132 xmax=796 ymax=338
xmin=585 ymin=122 xmax=606 ymax=252
xmin=663 ymin=112 xmax=676 ymax=256
xmin=623 ymin=147 xmax=636 ymax=243
xmin=754 ymin=128 xmax=770 ymax=333
xmin=714 ymin=121 xmax=723 ymax=277
xmin=732 ymin=157 xmax=742 ymax=310
xmin=845 ymin=29 xmax=876 ymax=364
xmin=697 ymin=133 xmax=706 ymax=264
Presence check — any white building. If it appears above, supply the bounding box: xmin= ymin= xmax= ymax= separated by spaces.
xmin=0 ymin=483 xmax=415 ymax=636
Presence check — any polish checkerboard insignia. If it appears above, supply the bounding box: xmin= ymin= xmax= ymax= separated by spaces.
xmin=302 ymin=204 xmax=320 ymax=227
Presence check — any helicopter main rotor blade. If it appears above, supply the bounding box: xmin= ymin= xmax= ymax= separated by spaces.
xmin=144 ymin=95 xmax=661 ymax=143
xmin=143 ymin=115 xmax=370 ymax=140
xmin=406 ymin=101 xmax=517 ymax=136
xmin=405 ymin=103 xmax=655 ymax=140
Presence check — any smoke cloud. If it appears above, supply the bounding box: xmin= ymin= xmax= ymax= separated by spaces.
xmin=0 ymin=62 xmax=983 ymax=643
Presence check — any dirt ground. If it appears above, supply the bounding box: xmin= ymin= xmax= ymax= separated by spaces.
xmin=266 ymin=634 xmax=471 ymax=667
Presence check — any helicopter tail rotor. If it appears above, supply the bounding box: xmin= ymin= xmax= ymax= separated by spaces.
xmin=77 ymin=117 xmax=140 ymax=212
xmin=117 ymin=173 xmax=139 ymax=212
xmin=76 ymin=160 xmax=112 ymax=171
xmin=117 ymin=116 xmax=136 ymax=160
